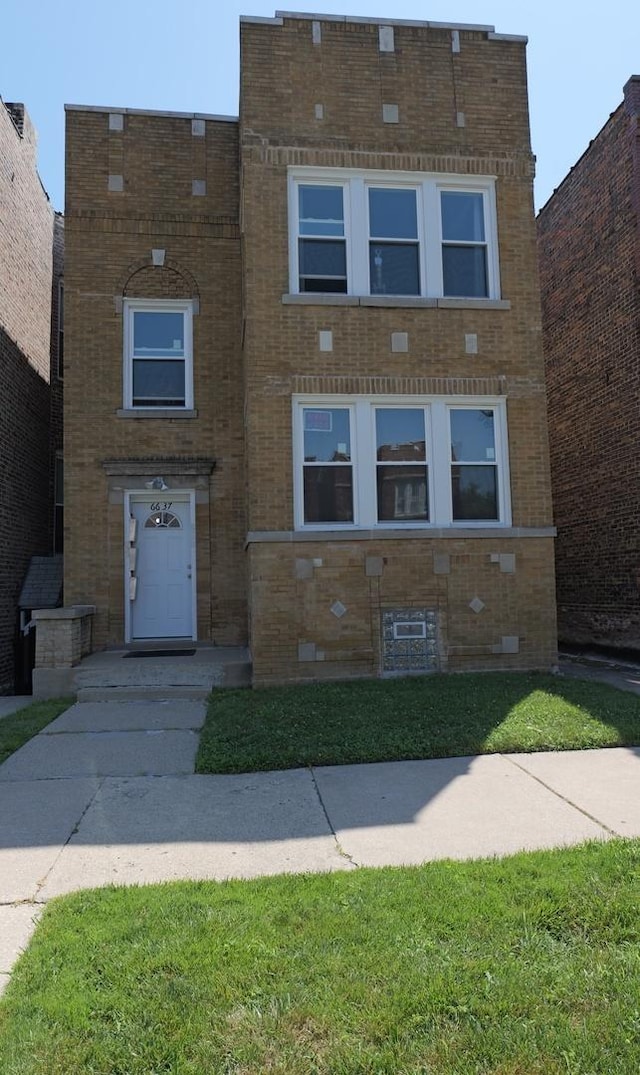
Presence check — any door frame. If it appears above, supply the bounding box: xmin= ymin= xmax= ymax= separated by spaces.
xmin=123 ymin=489 xmax=197 ymax=644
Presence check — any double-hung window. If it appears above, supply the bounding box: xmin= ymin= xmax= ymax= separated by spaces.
xmin=301 ymin=406 xmax=354 ymax=523
xmin=294 ymin=397 xmax=510 ymax=529
xmin=441 ymin=192 xmax=488 ymax=298
xmin=297 ymin=185 xmax=347 ymax=293
xmin=450 ymin=407 xmax=499 ymax=520
xmin=123 ymin=299 xmax=193 ymax=410
xmin=368 ymin=188 xmax=420 ymax=296
xmin=289 ymin=168 xmax=500 ymax=300
xmin=375 ymin=408 xmax=428 ymax=522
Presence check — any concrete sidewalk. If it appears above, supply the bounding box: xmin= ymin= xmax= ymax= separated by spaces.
xmin=1 ymin=672 xmax=640 ymax=994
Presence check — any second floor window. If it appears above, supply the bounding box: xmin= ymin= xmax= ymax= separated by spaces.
xmin=289 ymin=168 xmax=500 ymax=300
xmin=123 ymin=299 xmax=194 ymax=410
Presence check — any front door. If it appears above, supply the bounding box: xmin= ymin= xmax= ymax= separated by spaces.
xmin=129 ymin=494 xmax=194 ymax=640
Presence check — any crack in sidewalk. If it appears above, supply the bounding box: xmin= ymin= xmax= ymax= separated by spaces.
xmin=308 ymin=766 xmax=360 ymax=868
xmin=31 ymin=777 xmax=107 ymax=903
xmin=503 ymin=754 xmax=618 ymax=837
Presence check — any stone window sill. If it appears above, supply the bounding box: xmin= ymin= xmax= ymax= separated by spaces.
xmin=282 ymin=294 xmax=510 ymax=310
xmin=247 ymin=526 xmax=556 ymax=543
xmin=116 ymin=408 xmax=198 ymax=419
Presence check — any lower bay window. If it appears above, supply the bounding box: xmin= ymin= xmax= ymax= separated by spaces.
xmin=294 ymin=397 xmax=510 ymax=529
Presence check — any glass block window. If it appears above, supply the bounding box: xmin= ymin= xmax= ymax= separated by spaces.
xmin=382 ymin=608 xmax=438 ymax=674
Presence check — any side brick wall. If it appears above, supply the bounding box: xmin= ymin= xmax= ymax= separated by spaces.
xmin=0 ymin=102 xmax=54 ymax=691
xmin=537 ymin=85 xmax=640 ymax=650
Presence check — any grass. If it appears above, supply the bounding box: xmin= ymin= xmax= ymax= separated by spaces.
xmin=196 ymin=671 xmax=640 ymax=774
xmin=0 ymin=698 xmax=72 ymax=765
xmin=1 ymin=840 xmax=640 ymax=1073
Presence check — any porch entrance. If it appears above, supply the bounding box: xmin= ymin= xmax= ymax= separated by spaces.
xmin=128 ymin=493 xmax=195 ymax=640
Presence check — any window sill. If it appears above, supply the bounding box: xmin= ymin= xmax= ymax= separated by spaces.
xmin=116 ymin=408 xmax=198 ymax=419
xmin=282 ymin=294 xmax=510 ymax=310
xmin=247 ymin=526 xmax=556 ymax=543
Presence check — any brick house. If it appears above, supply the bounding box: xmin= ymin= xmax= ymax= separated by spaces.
xmin=62 ymin=11 xmax=557 ymax=685
xmin=537 ymin=76 xmax=640 ymax=654
xmin=0 ymin=100 xmax=63 ymax=693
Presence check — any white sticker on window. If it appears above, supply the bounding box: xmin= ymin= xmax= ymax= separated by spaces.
xmin=304 ymin=410 xmax=333 ymax=432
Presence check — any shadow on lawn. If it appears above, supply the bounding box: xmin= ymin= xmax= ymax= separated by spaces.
xmin=0 ymin=668 xmax=638 ymax=872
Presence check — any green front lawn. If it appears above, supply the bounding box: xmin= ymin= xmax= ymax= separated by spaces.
xmin=0 ymin=698 xmax=72 ymax=765
xmin=196 ymin=671 xmax=640 ymax=774
xmin=2 ymin=841 xmax=640 ymax=1073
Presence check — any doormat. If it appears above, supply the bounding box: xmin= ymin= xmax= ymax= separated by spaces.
xmin=124 ymin=649 xmax=196 ymax=659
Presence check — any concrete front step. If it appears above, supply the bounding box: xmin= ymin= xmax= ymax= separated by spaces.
xmin=71 ymin=646 xmax=251 ymax=700
xmin=77 ymin=685 xmax=213 ymax=702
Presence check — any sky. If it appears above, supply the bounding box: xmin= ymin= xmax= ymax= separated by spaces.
xmin=4 ymin=0 xmax=640 ymax=213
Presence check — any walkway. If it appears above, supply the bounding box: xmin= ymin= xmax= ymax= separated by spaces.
xmin=1 ymin=657 xmax=640 ymax=994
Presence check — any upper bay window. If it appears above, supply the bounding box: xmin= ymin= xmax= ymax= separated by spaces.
xmin=123 ymin=299 xmax=193 ymax=410
xmin=289 ymin=169 xmax=500 ymax=300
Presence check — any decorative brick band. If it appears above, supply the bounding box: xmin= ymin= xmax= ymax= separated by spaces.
xmin=292 ymin=374 xmax=507 ymax=396
xmin=243 ymin=144 xmax=535 ymax=177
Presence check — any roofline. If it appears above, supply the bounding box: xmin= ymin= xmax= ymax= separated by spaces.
xmin=241 ymin=12 xmax=526 ymax=40
xmin=64 ymin=104 xmax=238 ymax=123
xmin=269 ymin=11 xmax=496 ymax=31
xmin=537 ymin=101 xmax=624 ymax=217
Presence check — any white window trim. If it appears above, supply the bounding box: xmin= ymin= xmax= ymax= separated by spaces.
xmin=288 ymin=167 xmax=500 ymax=300
xmin=293 ymin=394 xmax=511 ymax=531
xmin=123 ymin=298 xmax=194 ymax=411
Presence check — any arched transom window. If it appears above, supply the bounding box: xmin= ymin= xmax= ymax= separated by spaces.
xmin=145 ymin=510 xmax=182 ymax=529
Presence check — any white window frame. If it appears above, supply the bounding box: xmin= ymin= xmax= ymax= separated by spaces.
xmin=294 ymin=402 xmax=359 ymax=527
xmin=294 ymin=179 xmax=350 ymax=293
xmin=288 ymin=168 xmax=500 ymax=299
xmin=292 ymin=395 xmax=511 ymax=531
xmin=123 ymin=299 xmax=194 ymax=411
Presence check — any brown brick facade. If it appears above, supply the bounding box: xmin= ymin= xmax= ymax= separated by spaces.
xmin=240 ymin=15 xmax=556 ymax=682
xmin=65 ymin=13 xmax=557 ymax=680
xmin=64 ymin=110 xmax=246 ymax=648
xmin=0 ymin=101 xmax=59 ymax=692
xmin=537 ymin=77 xmax=640 ymax=652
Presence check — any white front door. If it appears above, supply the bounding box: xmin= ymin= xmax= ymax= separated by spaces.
xmin=129 ymin=494 xmax=194 ymax=640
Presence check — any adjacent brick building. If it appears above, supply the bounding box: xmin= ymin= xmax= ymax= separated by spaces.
xmin=64 ymin=12 xmax=557 ymax=684
xmin=537 ymin=76 xmax=640 ymax=653
xmin=0 ymin=99 xmax=62 ymax=693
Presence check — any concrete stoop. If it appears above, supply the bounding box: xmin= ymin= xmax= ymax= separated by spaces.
xmin=72 ymin=646 xmax=251 ymax=701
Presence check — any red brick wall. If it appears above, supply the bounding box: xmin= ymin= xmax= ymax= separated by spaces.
xmin=537 ymin=88 xmax=640 ymax=650
xmin=0 ymin=101 xmax=56 ymax=691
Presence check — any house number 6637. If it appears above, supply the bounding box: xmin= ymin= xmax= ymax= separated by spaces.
xmin=150 ymin=501 xmax=173 ymax=511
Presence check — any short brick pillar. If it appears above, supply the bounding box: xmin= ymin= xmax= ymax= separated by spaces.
xmin=31 ymin=605 xmax=96 ymax=698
